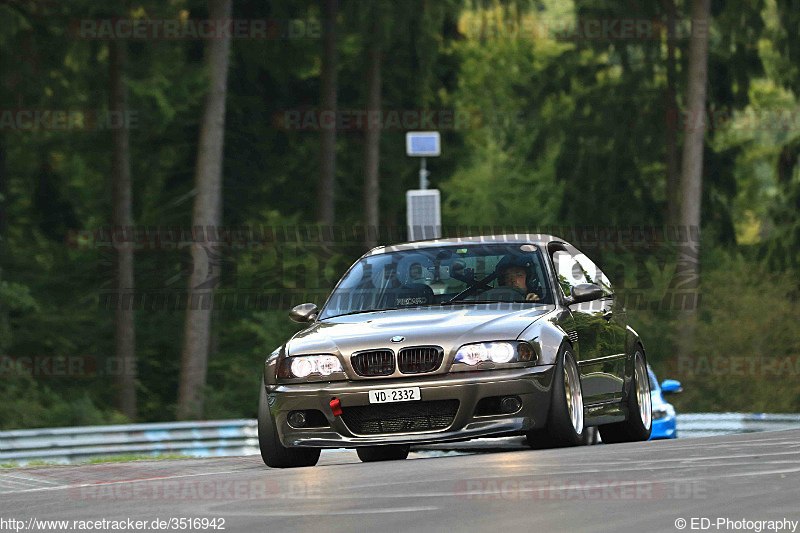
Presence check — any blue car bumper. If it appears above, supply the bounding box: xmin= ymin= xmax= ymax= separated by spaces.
xmin=650 ymin=413 xmax=677 ymax=439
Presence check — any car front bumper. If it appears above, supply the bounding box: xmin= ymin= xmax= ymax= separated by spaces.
xmin=650 ymin=414 xmax=677 ymax=439
xmin=266 ymin=365 xmax=556 ymax=448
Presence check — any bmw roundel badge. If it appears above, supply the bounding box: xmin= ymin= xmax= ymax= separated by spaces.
xmin=390 ymin=336 xmax=405 ymax=343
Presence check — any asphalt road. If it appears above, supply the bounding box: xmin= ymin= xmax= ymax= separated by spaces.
xmin=1 ymin=430 xmax=799 ymax=533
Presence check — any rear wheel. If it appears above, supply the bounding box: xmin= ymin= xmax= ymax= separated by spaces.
xmin=356 ymin=445 xmax=410 ymax=462
xmin=526 ymin=345 xmax=585 ymax=448
xmin=599 ymin=348 xmax=652 ymax=443
xmin=258 ymin=379 xmax=320 ymax=468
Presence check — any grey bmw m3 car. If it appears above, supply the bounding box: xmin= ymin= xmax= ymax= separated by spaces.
xmin=258 ymin=235 xmax=652 ymax=467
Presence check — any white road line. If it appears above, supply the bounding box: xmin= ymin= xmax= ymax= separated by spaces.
xmin=0 ymin=479 xmax=44 ymax=489
xmin=0 ymin=472 xmax=58 ymax=485
xmin=330 ymin=458 xmax=800 ymax=494
xmin=415 ymin=444 xmax=800 ymax=471
xmin=335 ymin=465 xmax=800 ymax=500
xmin=0 ymin=469 xmax=242 ymax=495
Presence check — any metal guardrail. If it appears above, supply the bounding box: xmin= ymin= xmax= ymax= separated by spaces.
xmin=0 ymin=420 xmax=259 ymax=465
xmin=1 ymin=413 xmax=799 ymax=465
xmin=675 ymin=413 xmax=800 ymax=438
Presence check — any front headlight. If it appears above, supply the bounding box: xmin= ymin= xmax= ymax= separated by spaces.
xmin=278 ymin=355 xmax=343 ymax=379
xmin=454 ymin=341 xmax=535 ymax=366
xmin=652 ymin=404 xmax=674 ymax=420
xmin=652 ymin=408 xmax=669 ymax=420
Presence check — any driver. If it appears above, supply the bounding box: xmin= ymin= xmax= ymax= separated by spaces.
xmin=498 ymin=263 xmax=540 ymax=302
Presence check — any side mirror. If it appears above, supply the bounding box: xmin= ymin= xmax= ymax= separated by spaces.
xmin=660 ymin=379 xmax=683 ymax=394
xmin=289 ymin=303 xmax=318 ymax=323
xmin=566 ymin=283 xmax=603 ymax=305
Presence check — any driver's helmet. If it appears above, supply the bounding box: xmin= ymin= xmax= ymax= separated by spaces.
xmin=495 ymin=254 xmax=538 ymax=292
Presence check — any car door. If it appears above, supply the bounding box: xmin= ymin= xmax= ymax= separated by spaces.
xmin=551 ymin=245 xmax=625 ymax=403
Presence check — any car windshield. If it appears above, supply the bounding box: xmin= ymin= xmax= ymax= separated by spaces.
xmin=319 ymin=243 xmax=553 ymax=319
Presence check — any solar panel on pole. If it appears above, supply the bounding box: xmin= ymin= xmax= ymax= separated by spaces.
xmin=406 ymin=189 xmax=441 ymax=241
xmin=405 ymin=132 xmax=442 ymax=241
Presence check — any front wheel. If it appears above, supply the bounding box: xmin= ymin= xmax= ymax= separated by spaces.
xmin=258 ymin=379 xmax=320 ymax=468
xmin=599 ymin=348 xmax=652 ymax=443
xmin=356 ymin=445 xmax=410 ymax=462
xmin=581 ymin=426 xmax=600 ymax=445
xmin=526 ymin=345 xmax=586 ymax=448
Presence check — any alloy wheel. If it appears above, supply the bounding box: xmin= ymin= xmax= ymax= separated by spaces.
xmin=563 ymin=353 xmax=584 ymax=434
xmin=634 ymin=352 xmax=652 ymax=430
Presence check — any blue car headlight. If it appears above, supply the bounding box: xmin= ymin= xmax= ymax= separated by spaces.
xmin=652 ymin=404 xmax=674 ymax=420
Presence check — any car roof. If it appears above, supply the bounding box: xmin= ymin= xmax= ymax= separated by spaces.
xmin=365 ymin=234 xmax=564 ymax=256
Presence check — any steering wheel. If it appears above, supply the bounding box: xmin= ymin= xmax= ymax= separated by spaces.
xmin=476 ymin=285 xmax=527 ymax=302
xmin=446 ymin=272 xmax=497 ymax=303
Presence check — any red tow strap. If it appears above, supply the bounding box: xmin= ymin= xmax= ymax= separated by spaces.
xmin=330 ymin=398 xmax=342 ymax=416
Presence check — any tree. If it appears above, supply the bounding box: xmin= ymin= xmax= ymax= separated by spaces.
xmin=177 ymin=0 xmax=233 ymax=420
xmin=363 ymin=14 xmax=382 ymax=249
xmin=109 ymin=39 xmax=137 ymax=420
xmin=664 ymin=0 xmax=681 ymax=226
xmin=677 ymin=0 xmax=711 ymax=352
xmin=317 ymin=0 xmax=338 ymax=226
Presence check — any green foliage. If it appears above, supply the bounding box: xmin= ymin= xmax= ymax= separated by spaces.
xmin=2 ymin=0 xmax=800 ymax=429
xmin=85 ymin=454 xmax=192 ymax=464
xmin=0 ymin=377 xmax=128 ymax=430
xmin=634 ymin=248 xmax=800 ymax=412
xmin=0 ymin=278 xmax=38 ymax=350
xmin=441 ymin=22 xmax=570 ymax=226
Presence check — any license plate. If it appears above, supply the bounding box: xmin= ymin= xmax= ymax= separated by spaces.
xmin=368 ymin=387 xmax=421 ymax=404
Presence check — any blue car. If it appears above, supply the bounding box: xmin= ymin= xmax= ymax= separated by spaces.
xmin=648 ymin=365 xmax=682 ymax=439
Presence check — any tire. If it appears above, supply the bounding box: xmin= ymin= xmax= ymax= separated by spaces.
xmin=598 ymin=348 xmax=652 ymax=444
xmin=580 ymin=426 xmax=599 ymax=445
xmin=356 ymin=445 xmax=410 ymax=463
xmin=526 ymin=344 xmax=586 ymax=448
xmin=525 ymin=428 xmax=554 ymax=449
xmin=258 ymin=378 xmax=320 ymax=468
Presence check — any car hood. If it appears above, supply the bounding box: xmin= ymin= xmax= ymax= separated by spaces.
xmin=287 ymin=304 xmax=553 ymax=356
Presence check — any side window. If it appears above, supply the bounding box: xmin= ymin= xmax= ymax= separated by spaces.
xmin=551 ymin=250 xmax=583 ymax=297
xmin=572 ymin=252 xmax=613 ymax=296
xmin=551 ymin=249 xmax=613 ymax=297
